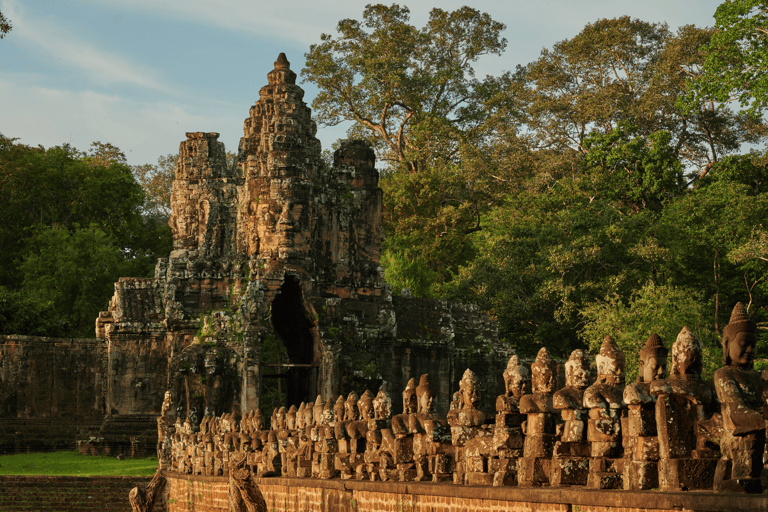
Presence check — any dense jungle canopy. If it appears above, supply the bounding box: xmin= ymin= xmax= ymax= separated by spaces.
xmin=1 ymin=0 xmax=767 ymax=379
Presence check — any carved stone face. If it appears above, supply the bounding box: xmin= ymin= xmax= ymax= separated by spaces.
xmin=373 ymin=391 xmax=391 ymax=420
xmin=403 ymin=390 xmax=417 ymax=414
xmin=418 ymin=390 xmax=434 ymax=414
xmin=565 ymin=350 xmax=590 ymax=388
xmin=460 ymin=382 xmax=479 ymax=410
xmin=359 ymin=399 xmax=373 ymax=420
xmin=641 ymin=355 xmax=667 ymax=383
xmin=729 ymin=331 xmax=757 ymax=367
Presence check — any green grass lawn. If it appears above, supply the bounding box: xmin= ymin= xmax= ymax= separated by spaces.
xmin=0 ymin=451 xmax=158 ymax=476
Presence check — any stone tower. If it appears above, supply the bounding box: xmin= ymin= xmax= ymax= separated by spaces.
xmin=96 ymin=54 xmax=504 ymax=442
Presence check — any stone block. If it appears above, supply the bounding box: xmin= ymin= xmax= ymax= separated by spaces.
xmin=517 ymin=457 xmax=551 ymax=487
xmin=467 ymin=456 xmax=485 ymax=473
xmin=495 ymin=412 xmax=524 ymax=428
xmin=526 ymin=412 xmax=556 ymax=435
xmin=627 ymin=405 xmax=656 ymax=437
xmin=523 ymin=434 xmax=556 ymax=458
xmin=588 ymin=417 xmax=620 ymax=442
xmin=658 ymin=457 xmax=717 ymax=491
xmin=623 ymin=460 xmax=658 ymax=490
xmin=632 ymin=436 xmax=659 ymax=462
xmin=467 ymin=471 xmax=494 ymax=486
xmin=550 ymin=457 xmax=589 ymax=486
xmin=394 ymin=435 xmax=413 ymax=464
xmin=553 ymin=441 xmax=591 ymax=458
xmin=591 ymin=441 xmax=621 ymax=458
xmin=587 ymin=471 xmax=623 ymax=489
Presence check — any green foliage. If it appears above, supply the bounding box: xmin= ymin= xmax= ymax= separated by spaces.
xmin=579 ymin=282 xmax=719 ymax=381
xmin=17 ymin=225 xmax=128 ymax=337
xmin=0 ymin=136 xmax=172 ymax=337
xmin=685 ymin=0 xmax=768 ymax=118
xmin=0 ymin=286 xmax=68 ymax=337
xmin=303 ymin=4 xmax=507 ymax=171
xmin=0 ymin=451 xmax=157 ymax=476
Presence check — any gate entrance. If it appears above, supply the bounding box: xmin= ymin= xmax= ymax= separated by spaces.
xmin=263 ymin=275 xmax=318 ymax=408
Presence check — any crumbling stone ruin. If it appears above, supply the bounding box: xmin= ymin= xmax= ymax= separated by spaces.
xmin=84 ymin=53 xmax=505 ymax=453
xmin=158 ymin=302 xmax=768 ymax=493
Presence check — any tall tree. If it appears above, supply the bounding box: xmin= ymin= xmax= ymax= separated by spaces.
xmin=303 ymin=3 xmax=508 ymax=173
xmin=685 ymin=0 xmax=768 ymax=118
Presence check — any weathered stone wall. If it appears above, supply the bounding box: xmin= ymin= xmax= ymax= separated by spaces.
xmin=0 ymin=335 xmax=107 ymax=452
xmin=0 ymin=475 xmax=159 ymax=512
xmin=164 ymin=474 xmax=767 ymax=512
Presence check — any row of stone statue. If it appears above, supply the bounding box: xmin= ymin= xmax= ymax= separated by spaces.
xmin=158 ymin=303 xmax=767 ymax=493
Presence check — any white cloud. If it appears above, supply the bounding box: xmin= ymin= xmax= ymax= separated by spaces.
xmin=0 ymin=77 xmax=231 ymax=164
xmin=1 ymin=0 xmax=174 ymax=93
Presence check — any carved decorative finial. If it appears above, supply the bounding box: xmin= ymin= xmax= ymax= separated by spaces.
xmin=275 ymin=52 xmax=290 ymax=70
xmin=640 ymin=333 xmax=668 ymax=360
xmin=267 ymin=52 xmax=297 ymax=85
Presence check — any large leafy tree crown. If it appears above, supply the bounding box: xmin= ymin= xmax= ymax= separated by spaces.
xmin=685 ymin=0 xmax=768 ymax=118
xmin=302 ymin=3 xmax=507 ymax=171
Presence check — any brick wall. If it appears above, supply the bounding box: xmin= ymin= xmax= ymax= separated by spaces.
xmin=165 ymin=474 xmax=768 ymax=512
xmin=0 ymin=476 xmax=160 ymax=512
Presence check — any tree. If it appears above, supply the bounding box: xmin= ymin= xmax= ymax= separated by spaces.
xmin=685 ymin=0 xmax=768 ymax=118
xmin=302 ymin=3 xmax=508 ymax=172
xmin=17 ymin=225 xmax=128 ymax=337
xmin=0 ymin=9 xmax=11 ymax=39
xmin=0 ymin=136 xmax=172 ymax=336
xmin=504 ymin=17 xmax=766 ymax=186
xmin=133 ymin=154 xmax=176 ymax=220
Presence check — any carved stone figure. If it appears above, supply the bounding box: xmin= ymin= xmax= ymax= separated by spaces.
xmin=651 ymin=326 xmax=718 ymax=491
xmin=551 ymin=349 xmax=592 ymax=486
xmin=584 ymin=336 xmax=627 ymax=489
xmin=713 ymin=303 xmax=764 ymax=493
xmin=519 ymin=348 xmax=558 ymax=486
xmin=622 ymin=334 xmax=667 ymax=490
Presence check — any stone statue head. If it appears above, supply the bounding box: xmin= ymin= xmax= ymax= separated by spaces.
xmin=252 ymin=409 xmax=263 ymax=432
xmin=295 ymin=403 xmax=305 ymax=429
xmin=344 ymin=392 xmax=359 ymax=422
xmin=322 ymin=398 xmax=334 ymax=425
xmin=286 ymin=405 xmax=297 ymax=430
xmin=565 ymin=349 xmax=591 ymax=388
xmin=402 ymin=378 xmax=417 ymax=414
xmin=334 ymin=396 xmax=345 ymax=423
xmin=595 ymin=336 xmax=625 ymax=385
xmin=638 ymin=333 xmax=668 ymax=383
xmin=358 ymin=390 xmax=374 ymax=420
xmin=161 ymin=391 xmax=173 ymax=417
xmin=313 ymin=396 xmax=324 ymax=426
xmin=531 ymin=347 xmax=557 ymax=394
xmin=450 ymin=391 xmax=461 ymax=411
xmin=722 ymin=302 xmax=758 ymax=368
xmin=415 ymin=374 xmax=435 ymax=414
xmin=270 ymin=408 xmax=278 ymax=431
xmin=503 ymin=355 xmax=530 ymax=398
xmin=373 ymin=389 xmax=391 ymax=420
xmin=459 ymin=369 xmax=480 ymax=410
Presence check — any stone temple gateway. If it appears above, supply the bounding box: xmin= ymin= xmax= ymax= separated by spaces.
xmin=90 ymin=54 xmax=505 ymax=448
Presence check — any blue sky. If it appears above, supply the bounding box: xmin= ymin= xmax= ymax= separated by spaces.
xmin=1 ymin=0 xmax=722 ymax=166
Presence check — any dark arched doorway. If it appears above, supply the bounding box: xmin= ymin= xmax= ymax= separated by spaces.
xmin=267 ymin=275 xmax=318 ymax=407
